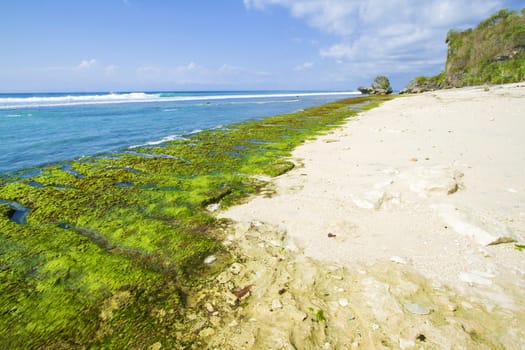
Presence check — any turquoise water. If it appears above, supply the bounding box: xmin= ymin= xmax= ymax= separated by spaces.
xmin=0 ymin=91 xmax=359 ymax=174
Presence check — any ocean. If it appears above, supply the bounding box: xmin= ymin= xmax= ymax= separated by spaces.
xmin=0 ymin=91 xmax=359 ymax=175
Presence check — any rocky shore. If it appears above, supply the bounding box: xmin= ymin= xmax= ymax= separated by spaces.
xmin=201 ymin=83 xmax=525 ymax=349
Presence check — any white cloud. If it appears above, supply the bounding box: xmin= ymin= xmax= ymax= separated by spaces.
xmin=245 ymin=0 xmax=504 ymax=82
xmin=218 ymin=64 xmax=244 ymax=74
xmin=175 ymin=61 xmax=201 ymax=74
xmin=293 ymin=61 xmax=315 ymax=71
xmin=76 ymin=59 xmax=97 ymax=70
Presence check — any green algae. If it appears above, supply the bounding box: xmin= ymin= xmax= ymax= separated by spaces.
xmin=0 ymin=95 xmax=392 ymax=348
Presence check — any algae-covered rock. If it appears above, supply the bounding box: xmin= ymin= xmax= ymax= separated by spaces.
xmin=358 ymin=75 xmax=393 ymax=95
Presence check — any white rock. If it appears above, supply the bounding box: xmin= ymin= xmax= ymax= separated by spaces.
xmin=404 ymin=303 xmax=431 ymax=315
xmin=216 ymin=272 xmax=231 ymax=284
xmin=206 ymin=203 xmax=221 ymax=212
xmin=271 ymin=299 xmax=283 ymax=310
xmin=224 ymin=291 xmax=238 ymax=306
xmin=459 ymin=271 xmax=493 ymax=285
xmin=269 ymin=239 xmax=282 ymax=247
xmin=433 ymin=204 xmax=518 ymax=246
xmin=461 ymin=301 xmax=473 ymax=309
xmin=229 ymin=263 xmax=243 ymax=275
xmin=199 ymin=328 xmax=215 ymax=337
xmin=399 ymin=338 xmax=416 ymax=349
xmin=203 ymin=255 xmax=217 ymax=264
xmin=204 ymin=302 xmax=214 ymax=313
xmin=338 ymin=298 xmax=349 ymax=307
xmin=390 ymin=256 xmax=408 ymax=264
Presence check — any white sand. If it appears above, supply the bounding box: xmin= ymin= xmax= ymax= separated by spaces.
xmin=206 ymin=84 xmax=525 ymax=348
xmin=221 ymin=83 xmax=525 ymax=304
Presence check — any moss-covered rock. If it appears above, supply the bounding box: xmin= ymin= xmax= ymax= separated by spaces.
xmin=358 ymin=75 xmax=393 ymax=95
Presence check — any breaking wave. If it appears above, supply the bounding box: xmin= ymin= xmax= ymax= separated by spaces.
xmin=0 ymin=91 xmax=360 ymax=109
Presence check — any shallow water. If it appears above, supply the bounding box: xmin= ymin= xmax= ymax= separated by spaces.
xmin=0 ymin=91 xmax=359 ymax=174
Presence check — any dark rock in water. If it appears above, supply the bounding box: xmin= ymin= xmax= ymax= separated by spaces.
xmin=358 ymin=75 xmax=393 ymax=95
xmin=357 ymin=86 xmax=373 ymax=94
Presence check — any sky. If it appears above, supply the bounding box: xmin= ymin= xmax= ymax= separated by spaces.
xmin=0 ymin=0 xmax=523 ymax=92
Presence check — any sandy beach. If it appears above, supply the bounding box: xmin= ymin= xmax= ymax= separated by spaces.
xmin=205 ymin=84 xmax=525 ymax=349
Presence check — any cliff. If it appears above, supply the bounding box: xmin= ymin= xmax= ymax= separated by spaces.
xmin=403 ymin=8 xmax=525 ymax=93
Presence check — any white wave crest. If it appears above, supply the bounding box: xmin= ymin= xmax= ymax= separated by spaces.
xmin=0 ymin=92 xmax=158 ymax=109
xmin=0 ymin=91 xmax=360 ymax=109
xmin=128 ymin=134 xmax=185 ymax=149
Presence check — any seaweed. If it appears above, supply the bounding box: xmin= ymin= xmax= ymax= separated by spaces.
xmin=0 ymin=95 xmax=392 ymax=347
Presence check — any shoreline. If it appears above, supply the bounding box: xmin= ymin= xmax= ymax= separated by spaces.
xmin=0 ymin=95 xmax=386 ymax=348
xmin=212 ymin=83 xmax=525 ymax=348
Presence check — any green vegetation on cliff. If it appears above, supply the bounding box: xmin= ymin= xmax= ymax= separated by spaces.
xmin=0 ymin=95 xmax=392 ymax=348
xmin=445 ymin=8 xmax=525 ymax=86
xmin=404 ymin=8 xmax=525 ymax=92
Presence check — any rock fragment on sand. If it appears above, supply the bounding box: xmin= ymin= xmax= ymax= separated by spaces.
xmin=338 ymin=298 xmax=349 ymax=307
xmin=224 ymin=291 xmax=238 ymax=306
xmin=271 ymin=299 xmax=283 ymax=310
xmin=404 ymin=303 xmax=431 ymax=315
xmin=149 ymin=342 xmax=162 ymax=350
xmin=204 ymin=302 xmax=214 ymax=313
xmin=233 ymin=285 xmax=252 ymax=299
xmin=434 ymin=204 xmax=518 ymax=246
xmin=459 ymin=271 xmax=493 ymax=285
xmin=216 ymin=272 xmax=231 ymax=284
xmin=199 ymin=328 xmax=215 ymax=338
xmin=390 ymin=256 xmax=408 ymax=264
xmin=229 ymin=262 xmax=243 ymax=275
xmin=399 ymin=338 xmax=416 ymax=349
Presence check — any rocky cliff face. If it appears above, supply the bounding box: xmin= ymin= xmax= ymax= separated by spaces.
xmin=403 ymin=8 xmax=525 ymax=93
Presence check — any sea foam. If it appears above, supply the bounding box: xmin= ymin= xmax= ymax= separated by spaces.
xmin=0 ymin=91 xmax=360 ymax=109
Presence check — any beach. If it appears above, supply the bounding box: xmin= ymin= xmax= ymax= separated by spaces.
xmin=207 ymin=84 xmax=525 ymax=349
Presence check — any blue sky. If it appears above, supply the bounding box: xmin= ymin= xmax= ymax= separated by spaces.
xmin=0 ymin=0 xmax=522 ymax=92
